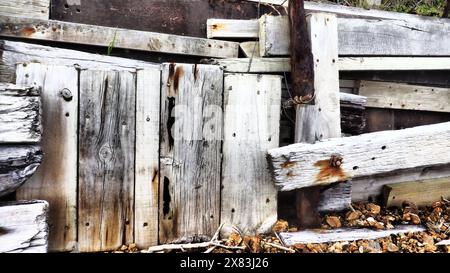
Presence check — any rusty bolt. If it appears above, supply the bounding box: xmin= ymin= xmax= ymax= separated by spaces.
xmin=60 ymin=88 xmax=73 ymax=102
xmin=329 ymin=153 xmax=343 ymax=168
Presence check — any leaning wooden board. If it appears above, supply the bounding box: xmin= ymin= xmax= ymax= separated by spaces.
xmin=78 ymin=69 xmax=135 ymax=252
xmin=267 ymin=121 xmax=450 ymax=191
xmin=159 ymin=63 xmax=222 ymax=243
xmin=0 ymin=15 xmax=239 ymax=58
xmin=221 ymin=73 xmax=281 ymax=236
xmin=15 ymin=63 xmax=78 ymax=252
xmin=0 ymin=201 xmax=49 ymax=253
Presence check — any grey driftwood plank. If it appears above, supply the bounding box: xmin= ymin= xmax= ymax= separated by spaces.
xmin=0 ymin=200 xmax=49 ymax=253
xmin=0 ymin=145 xmax=42 ymax=197
xmin=0 ymin=83 xmax=41 ymax=143
xmin=221 ymin=73 xmax=281 ymax=236
xmin=78 ymin=69 xmax=135 ymax=252
xmin=159 ymin=63 xmax=222 ymax=243
xmin=0 ymin=15 xmax=239 ymax=58
xmin=15 ymin=63 xmax=78 ymax=252
xmin=0 ymin=0 xmax=49 ymax=20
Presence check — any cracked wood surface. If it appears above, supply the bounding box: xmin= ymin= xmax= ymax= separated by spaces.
xmin=159 ymin=63 xmax=222 ymax=243
xmin=78 ymin=69 xmax=135 ymax=252
xmin=0 ymin=200 xmax=49 ymax=253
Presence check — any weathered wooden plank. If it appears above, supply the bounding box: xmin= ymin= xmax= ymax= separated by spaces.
xmin=268 ymin=121 xmax=450 ymax=191
xmin=207 ymin=19 xmax=259 ymax=39
xmin=279 ymin=225 xmax=425 ymax=245
xmin=0 ymin=200 xmax=49 ymax=253
xmin=358 ymin=80 xmax=450 ymax=113
xmin=295 ymin=13 xmax=340 ymax=143
xmin=135 ymin=68 xmax=160 ymax=248
xmin=317 ymin=181 xmax=352 ymax=212
xmin=15 ymin=63 xmax=78 ymax=252
xmin=258 ymin=15 xmax=450 ymax=56
xmin=259 ymin=15 xmax=289 ymax=57
xmin=352 ymin=164 xmax=450 ymax=202
xmin=0 ymin=40 xmax=159 ymax=83
xmin=294 ymin=13 xmax=341 ymax=228
xmin=160 ymin=63 xmax=222 ymax=243
xmin=0 ymin=145 xmax=42 ymax=197
xmin=340 ymin=93 xmax=367 ymax=135
xmin=383 ymin=178 xmax=450 ymax=208
xmin=78 ymin=69 xmax=135 ymax=252
xmin=0 ymin=15 xmax=239 ymax=58
xmin=239 ymin=42 xmax=260 ymax=58
xmin=215 ymin=57 xmax=450 ymax=73
xmin=0 ymin=0 xmax=49 ymax=20
xmin=50 ymin=0 xmax=281 ymax=38
xmin=221 ymin=73 xmax=281 ymax=236
xmin=0 ymin=83 xmax=41 ymax=143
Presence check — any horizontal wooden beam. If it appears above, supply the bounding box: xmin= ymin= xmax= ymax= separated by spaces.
xmin=279 ymin=225 xmax=425 ymax=245
xmin=383 ymin=178 xmax=450 ymax=208
xmin=0 ymin=200 xmax=48 ymax=253
xmin=0 ymin=15 xmax=239 ymax=58
xmin=259 ymin=15 xmax=450 ymax=56
xmin=214 ymin=57 xmax=450 ymax=73
xmin=358 ymin=80 xmax=450 ymax=113
xmin=267 ymin=121 xmax=450 ymax=191
xmin=0 ymin=145 xmax=43 ymax=197
xmin=207 ymin=19 xmax=259 ymax=39
xmin=0 ymin=83 xmax=42 ymax=143
xmin=0 ymin=0 xmax=49 ymax=20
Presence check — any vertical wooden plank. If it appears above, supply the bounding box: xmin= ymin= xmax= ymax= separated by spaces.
xmin=15 ymin=63 xmax=78 ymax=252
xmin=294 ymin=13 xmax=341 ymax=229
xmin=222 ymin=73 xmax=281 ymax=236
xmin=159 ymin=63 xmax=222 ymax=243
xmin=79 ymin=69 xmax=135 ymax=252
xmin=295 ymin=13 xmax=341 ymax=143
xmin=135 ymin=68 xmax=161 ymax=248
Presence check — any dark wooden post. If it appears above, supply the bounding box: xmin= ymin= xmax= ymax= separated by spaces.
xmin=289 ymin=0 xmax=322 ymax=229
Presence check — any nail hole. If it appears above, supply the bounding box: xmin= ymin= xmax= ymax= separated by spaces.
xmin=64 ymin=4 xmax=69 ymax=9
xmin=381 ymin=146 xmax=386 ymax=150
xmin=65 ymin=112 xmax=70 ymax=117
xmin=231 ymin=208 xmax=235 ymax=213
xmin=76 ymin=8 xmax=81 ymax=13
xmin=268 ymin=137 xmax=271 ymax=142
xmin=232 ymin=133 xmax=236 ymax=137
xmin=143 ymin=222 xmax=148 ymax=227
xmin=371 ymin=157 xmax=375 ymax=160
xmin=125 ymin=220 xmax=130 ymax=225
xmin=266 ymin=198 xmax=270 ymax=203
xmin=85 ymin=222 xmax=89 ymax=227
xmin=353 ymin=166 xmax=359 ymax=170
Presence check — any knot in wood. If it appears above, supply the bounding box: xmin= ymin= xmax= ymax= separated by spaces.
xmin=99 ymin=145 xmax=113 ymax=161
xmin=60 ymin=88 xmax=73 ymax=102
xmin=329 ymin=153 xmax=343 ymax=168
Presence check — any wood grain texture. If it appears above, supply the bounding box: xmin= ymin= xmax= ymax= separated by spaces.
xmin=317 ymin=181 xmax=352 ymax=212
xmin=279 ymin=225 xmax=425 ymax=245
xmin=0 ymin=145 xmax=42 ymax=197
xmin=0 ymin=40 xmax=158 ymax=83
xmin=352 ymin=164 xmax=450 ymax=203
xmin=207 ymin=19 xmax=259 ymax=39
xmin=0 ymin=15 xmax=239 ymax=58
xmin=256 ymin=15 xmax=450 ymax=56
xmin=215 ymin=57 xmax=450 ymax=73
xmin=383 ymin=178 xmax=450 ymax=208
xmin=135 ymin=68 xmax=160 ymax=248
xmin=268 ymin=122 xmax=450 ymax=191
xmin=160 ymin=63 xmax=222 ymax=243
xmin=0 ymin=83 xmax=41 ymax=143
xmin=221 ymin=73 xmax=281 ymax=236
xmin=358 ymin=80 xmax=450 ymax=113
xmin=295 ymin=13 xmax=340 ymax=143
xmin=50 ymin=0 xmax=281 ymax=38
xmin=15 ymin=63 xmax=78 ymax=252
xmin=0 ymin=200 xmax=49 ymax=253
xmin=0 ymin=0 xmax=49 ymax=20
xmin=78 ymin=69 xmax=135 ymax=252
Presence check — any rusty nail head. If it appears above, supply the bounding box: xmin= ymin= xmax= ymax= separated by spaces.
xmin=329 ymin=153 xmax=343 ymax=168
xmin=60 ymin=88 xmax=73 ymax=101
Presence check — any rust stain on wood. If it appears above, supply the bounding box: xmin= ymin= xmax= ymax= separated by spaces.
xmin=314 ymin=159 xmax=349 ymax=184
xmin=281 ymin=160 xmax=296 ymax=168
xmin=20 ymin=26 xmax=37 ymax=36
xmin=173 ymin=66 xmax=183 ymax=93
xmin=211 ymin=23 xmax=225 ymax=31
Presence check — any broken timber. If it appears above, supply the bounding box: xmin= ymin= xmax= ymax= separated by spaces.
xmin=0 ymin=15 xmax=239 ymax=58
xmin=0 ymin=83 xmax=42 ymax=143
xmin=267 ymin=121 xmax=450 ymax=191
xmin=0 ymin=200 xmax=49 ymax=253
xmin=382 ymin=178 xmax=450 ymax=208
xmin=279 ymin=225 xmax=425 ymax=246
xmin=214 ymin=57 xmax=450 ymax=73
